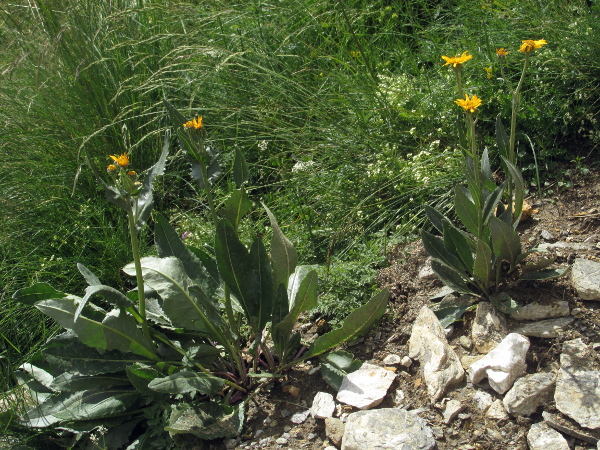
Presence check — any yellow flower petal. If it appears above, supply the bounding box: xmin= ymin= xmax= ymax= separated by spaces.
xmin=495 ymin=48 xmax=509 ymax=57
xmin=519 ymin=39 xmax=547 ymax=53
xmin=183 ymin=116 xmax=203 ymax=130
xmin=454 ymin=93 xmax=482 ymax=113
xmin=442 ymin=51 xmax=473 ymax=68
xmin=109 ymin=153 xmax=129 ymax=167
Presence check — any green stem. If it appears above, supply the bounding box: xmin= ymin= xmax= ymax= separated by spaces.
xmin=466 ymin=112 xmax=482 ymax=238
xmin=126 ymin=203 xmax=152 ymax=344
xmin=455 ymin=66 xmax=464 ymax=98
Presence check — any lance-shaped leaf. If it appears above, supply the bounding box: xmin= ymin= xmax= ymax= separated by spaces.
xmin=520 ymin=267 xmax=568 ymax=280
xmin=502 ymin=157 xmax=525 ymax=227
xmin=273 ymin=267 xmax=318 ymax=357
xmin=43 ymin=337 xmax=145 ymax=376
xmin=50 ymin=373 xmax=131 ymax=393
xmin=304 ymin=288 xmax=389 ymax=359
xmin=489 ymin=292 xmax=520 ymax=314
xmin=320 ymin=350 xmax=362 ymax=391
xmin=473 ymin=240 xmax=493 ymax=289
xmin=424 ymin=204 xmax=448 ymax=234
xmin=421 ymin=229 xmax=464 ymax=273
xmin=123 ymin=257 xmax=222 ymax=339
xmin=443 ymin=222 xmax=474 ymax=274
xmin=147 ymin=370 xmax=224 ymax=396
xmin=190 ymin=144 xmax=222 ymax=189
xmin=215 ymin=219 xmax=274 ymax=331
xmin=264 ymin=202 xmax=297 ymax=291
xmin=482 ymin=181 xmax=506 ymax=226
xmin=35 ymin=297 xmax=157 ymax=361
xmin=155 ymin=214 xmax=219 ymax=294
xmin=489 ymin=215 xmax=522 ymax=270
xmin=12 ymin=282 xmax=66 ymax=306
xmin=430 ymin=260 xmax=475 ymax=295
xmin=77 ymin=263 xmax=101 ymax=286
xmin=496 ymin=114 xmax=510 ymax=162
xmin=49 ymin=388 xmax=141 ymax=421
xmin=133 ymin=134 xmax=170 ymax=232
xmin=233 ymin=147 xmax=249 ymax=188
xmin=75 ymin=284 xmax=135 ymax=322
xmin=166 ymin=401 xmax=245 ymax=440
xmin=455 ymin=185 xmax=479 ymax=236
xmin=126 ymin=363 xmax=163 ymax=395
xmin=221 ymin=188 xmax=252 ymax=231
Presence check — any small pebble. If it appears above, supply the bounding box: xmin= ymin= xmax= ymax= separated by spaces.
xmin=275 ymin=437 xmax=288 ymax=445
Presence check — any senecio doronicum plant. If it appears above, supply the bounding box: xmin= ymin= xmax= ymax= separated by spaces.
xmin=11 ymin=100 xmax=389 ymax=448
xmin=421 ymin=40 xmax=566 ymax=320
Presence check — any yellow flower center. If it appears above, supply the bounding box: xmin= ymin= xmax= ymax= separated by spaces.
xmin=442 ymin=51 xmax=473 ymax=68
xmin=454 ymin=94 xmax=482 ymax=113
xmin=519 ymin=39 xmax=547 ymax=53
xmin=109 ymin=153 xmax=130 ymax=167
xmin=183 ymin=116 xmax=203 ymax=130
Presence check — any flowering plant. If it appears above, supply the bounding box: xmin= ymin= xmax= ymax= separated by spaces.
xmin=11 ymin=101 xmax=389 ymax=447
xmin=421 ymin=40 xmax=565 ymax=319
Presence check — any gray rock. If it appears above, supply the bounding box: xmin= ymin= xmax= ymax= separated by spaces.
xmin=503 ymin=372 xmax=556 ymax=416
xmin=485 ymin=399 xmax=509 ymax=420
xmin=311 ymin=392 xmax=335 ymax=419
xmin=527 ymin=422 xmax=569 ymax=450
xmin=341 ymin=409 xmax=436 ymax=450
xmin=337 ymin=363 xmax=396 ymax=410
xmin=511 ymin=317 xmax=575 ymax=338
xmin=290 ymin=409 xmax=310 ymax=424
xmin=571 ymin=258 xmax=600 ymax=300
xmin=469 ymin=333 xmax=529 ymax=394
xmin=325 ymin=417 xmax=345 ymax=447
xmin=555 ymin=338 xmax=600 ymax=429
xmin=408 ymin=306 xmax=465 ymax=401
xmin=538 ymin=242 xmax=594 ymax=252
xmin=510 ymin=300 xmax=570 ymax=321
xmin=400 ymin=356 xmax=413 ymax=368
xmin=472 ymin=390 xmax=494 ymax=413
xmin=443 ymin=399 xmax=464 ymax=424
xmin=383 ymin=354 xmax=402 ymax=365
xmin=418 ymin=258 xmax=436 ymax=280
xmin=541 ymin=230 xmax=556 ymax=241
xmin=471 ymin=302 xmax=508 ymax=353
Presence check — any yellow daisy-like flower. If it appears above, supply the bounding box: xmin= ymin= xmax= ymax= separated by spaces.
xmin=127 ymin=170 xmax=137 ymax=177
xmin=519 ymin=39 xmax=547 ymax=53
xmin=455 ymin=93 xmax=482 ymax=113
xmin=107 ymin=164 xmax=117 ymax=172
xmin=109 ymin=152 xmax=130 ymax=167
xmin=495 ymin=48 xmax=510 ymax=57
xmin=183 ymin=116 xmax=203 ymax=130
xmin=441 ymin=51 xmax=473 ymax=68
xmin=484 ymin=67 xmax=493 ymax=78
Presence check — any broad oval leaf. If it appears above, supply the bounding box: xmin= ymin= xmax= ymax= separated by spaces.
xmin=489 ymin=215 xmax=522 ymax=270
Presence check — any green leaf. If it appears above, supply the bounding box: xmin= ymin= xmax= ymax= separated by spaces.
xmin=420 ymin=229 xmax=464 ymax=273
xmin=430 ymin=260 xmax=475 ymax=295
xmin=480 ymin=147 xmax=493 ymax=184
xmin=50 ymin=373 xmax=131 ymax=393
xmin=221 ymin=188 xmax=252 ymax=231
xmin=43 ymin=337 xmax=145 ymax=376
xmin=482 ymin=181 xmax=506 ymax=226
xmin=423 ymin=204 xmax=447 ymax=234
xmin=126 ymin=363 xmax=163 ymax=396
xmin=502 ymin=157 xmax=525 ymax=227
xmin=489 ymin=215 xmax=522 ymax=270
xmin=50 ymin=388 xmax=141 ymax=421
xmin=75 ymin=284 xmax=135 ymax=322
xmin=166 ymin=401 xmax=245 ymax=440
xmin=190 ymin=144 xmax=221 ymax=189
xmin=215 ymin=219 xmax=274 ymax=331
xmin=455 ymin=185 xmax=479 ymax=236
xmin=263 ymin=202 xmax=297 ymax=292
xmin=489 ymin=292 xmax=520 ymax=314
xmin=36 ymin=297 xmax=156 ymax=360
xmin=77 ymin=263 xmax=101 ymax=286
xmin=273 ymin=267 xmax=318 ymax=358
xmin=520 ymin=267 xmax=568 ymax=280
xmin=12 ymin=282 xmax=66 ymax=306
xmin=233 ymin=147 xmax=249 ymax=188
xmin=134 ymin=135 xmax=170 ymax=232
xmin=123 ymin=256 xmax=216 ymax=336
xmin=320 ymin=351 xmax=362 ymax=391
xmin=148 ymin=370 xmax=224 ymax=396
xmin=431 ymin=295 xmax=478 ymax=328
xmin=155 ymin=214 xmax=219 ymax=294
xmin=521 ymin=257 xmax=554 ymax=274
xmin=443 ymin=222 xmax=474 ymax=273
xmin=473 ymin=240 xmax=493 ymax=289
xmin=496 ymin=114 xmax=510 ymax=162
xmin=305 ymin=288 xmax=389 ymax=359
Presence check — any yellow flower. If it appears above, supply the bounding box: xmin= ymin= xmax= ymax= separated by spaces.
xmin=454 ymin=93 xmax=482 ymax=113
xmin=107 ymin=164 xmax=117 ymax=172
xmin=127 ymin=170 xmax=137 ymax=177
xmin=495 ymin=48 xmax=509 ymax=57
xmin=484 ymin=67 xmax=493 ymax=78
xmin=183 ymin=116 xmax=203 ymax=130
xmin=441 ymin=51 xmax=473 ymax=68
xmin=519 ymin=39 xmax=547 ymax=53
xmin=109 ymin=152 xmax=129 ymax=167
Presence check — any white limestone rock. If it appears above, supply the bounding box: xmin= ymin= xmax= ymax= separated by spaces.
xmin=555 ymin=338 xmax=600 ymax=429
xmin=310 ymin=392 xmax=335 ymax=419
xmin=442 ymin=399 xmax=463 ymax=424
xmin=382 ymin=354 xmax=402 ymax=365
xmin=510 ymin=300 xmax=570 ymax=321
xmin=341 ymin=409 xmax=435 ymax=450
xmin=571 ymin=258 xmax=600 ymax=300
xmin=485 ymin=399 xmax=509 ymax=421
xmin=471 ymin=301 xmax=508 ymax=353
xmin=337 ymin=363 xmax=396 ymax=410
xmin=408 ymin=306 xmax=465 ymax=401
xmin=472 ymin=390 xmax=494 ymax=413
xmin=469 ymin=333 xmax=529 ymax=394
xmin=527 ymin=422 xmax=570 ymax=450
xmin=503 ymin=372 xmax=556 ymax=416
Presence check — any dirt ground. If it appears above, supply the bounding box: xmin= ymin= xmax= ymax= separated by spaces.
xmin=192 ymin=164 xmax=600 ymax=450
